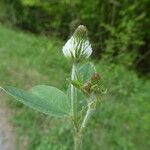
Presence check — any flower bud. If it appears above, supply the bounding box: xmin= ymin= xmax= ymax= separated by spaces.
xmin=91 ymin=73 xmax=101 ymax=81
xmin=62 ymin=25 xmax=92 ymax=61
xmin=82 ymin=81 xmax=92 ymax=93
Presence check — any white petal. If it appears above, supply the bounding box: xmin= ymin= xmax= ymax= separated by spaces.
xmin=62 ymin=35 xmax=92 ymax=59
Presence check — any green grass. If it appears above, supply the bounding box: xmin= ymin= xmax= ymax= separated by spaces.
xmin=0 ymin=24 xmax=149 ymax=150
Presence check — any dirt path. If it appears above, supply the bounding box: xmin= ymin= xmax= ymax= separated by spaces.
xmin=0 ymin=94 xmax=16 ymax=150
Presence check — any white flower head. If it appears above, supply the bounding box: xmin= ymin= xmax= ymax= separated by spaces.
xmin=63 ymin=25 xmax=92 ymax=61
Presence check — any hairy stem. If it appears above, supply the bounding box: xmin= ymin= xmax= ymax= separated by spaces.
xmin=74 ymin=132 xmax=82 ymax=150
xmin=80 ymin=106 xmax=93 ymax=133
xmin=71 ymin=63 xmax=78 ymax=130
xmin=71 ymin=64 xmax=95 ymax=150
xmin=79 ymin=104 xmax=94 ymax=134
xmin=71 ymin=63 xmax=81 ymax=149
xmin=74 ymin=103 xmax=94 ymax=150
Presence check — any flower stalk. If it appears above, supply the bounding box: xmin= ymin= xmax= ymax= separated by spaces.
xmin=62 ymin=25 xmax=105 ymax=150
xmin=73 ymin=99 xmax=95 ymax=150
xmin=74 ymin=131 xmax=83 ymax=150
xmin=71 ymin=63 xmax=78 ymax=131
xmin=80 ymin=103 xmax=94 ymax=132
xmin=65 ymin=25 xmax=94 ymax=150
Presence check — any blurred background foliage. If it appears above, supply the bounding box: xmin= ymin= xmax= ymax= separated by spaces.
xmin=0 ymin=0 xmax=150 ymax=75
xmin=0 ymin=0 xmax=150 ymax=150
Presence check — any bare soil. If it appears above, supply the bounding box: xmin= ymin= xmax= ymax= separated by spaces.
xmin=0 ymin=94 xmax=16 ymax=150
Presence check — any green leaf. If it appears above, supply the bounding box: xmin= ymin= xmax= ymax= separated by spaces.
xmin=79 ymin=62 xmax=96 ymax=82
xmin=1 ymin=85 xmax=70 ymax=117
xmin=31 ymin=85 xmax=70 ymax=116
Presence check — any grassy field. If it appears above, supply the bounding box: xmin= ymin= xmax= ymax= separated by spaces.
xmin=0 ymin=24 xmax=149 ymax=150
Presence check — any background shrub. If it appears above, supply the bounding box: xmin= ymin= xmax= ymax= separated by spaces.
xmin=0 ymin=0 xmax=149 ymax=75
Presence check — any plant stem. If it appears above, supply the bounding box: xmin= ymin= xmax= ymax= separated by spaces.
xmin=74 ymin=132 xmax=82 ymax=150
xmin=74 ymin=104 xmax=94 ymax=150
xmin=71 ymin=64 xmax=95 ymax=150
xmin=71 ymin=63 xmax=81 ymax=149
xmin=80 ymin=108 xmax=93 ymax=132
xmin=80 ymin=104 xmax=94 ymax=133
xmin=71 ymin=63 xmax=78 ymax=130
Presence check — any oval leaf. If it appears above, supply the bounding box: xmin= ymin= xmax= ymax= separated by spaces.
xmin=31 ymin=85 xmax=70 ymax=116
xmin=79 ymin=62 xmax=96 ymax=82
xmin=1 ymin=86 xmax=70 ymax=117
